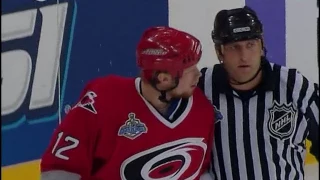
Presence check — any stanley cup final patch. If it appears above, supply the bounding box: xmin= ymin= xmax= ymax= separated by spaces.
xmin=267 ymin=101 xmax=297 ymax=140
xmin=118 ymin=113 xmax=147 ymax=140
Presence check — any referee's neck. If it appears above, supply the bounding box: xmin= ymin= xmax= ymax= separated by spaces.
xmin=230 ymin=71 xmax=263 ymax=91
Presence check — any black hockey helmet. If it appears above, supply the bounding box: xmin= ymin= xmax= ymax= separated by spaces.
xmin=211 ymin=6 xmax=263 ymax=45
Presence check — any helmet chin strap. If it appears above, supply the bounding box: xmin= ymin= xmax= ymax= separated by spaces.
xmin=157 ymin=78 xmax=179 ymax=103
xmin=158 ymin=91 xmax=171 ymax=103
xmin=149 ymin=72 xmax=180 ymax=103
xmin=229 ymin=66 xmax=262 ymax=85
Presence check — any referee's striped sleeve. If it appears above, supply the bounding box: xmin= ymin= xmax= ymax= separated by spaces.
xmin=304 ymin=80 xmax=319 ymax=161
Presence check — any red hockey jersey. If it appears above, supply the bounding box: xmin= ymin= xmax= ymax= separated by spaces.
xmin=41 ymin=75 xmax=215 ymax=180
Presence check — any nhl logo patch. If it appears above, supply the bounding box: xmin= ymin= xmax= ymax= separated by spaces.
xmin=118 ymin=113 xmax=147 ymax=140
xmin=267 ymin=101 xmax=297 ymax=140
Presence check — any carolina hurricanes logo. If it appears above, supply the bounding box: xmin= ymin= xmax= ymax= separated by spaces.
xmin=120 ymin=138 xmax=207 ymax=180
xmin=73 ymin=91 xmax=97 ymax=114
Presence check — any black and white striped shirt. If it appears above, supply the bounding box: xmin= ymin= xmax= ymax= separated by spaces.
xmin=198 ymin=60 xmax=319 ymax=180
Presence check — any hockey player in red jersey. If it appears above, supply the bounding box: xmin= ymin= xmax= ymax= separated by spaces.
xmin=40 ymin=26 xmax=215 ymax=180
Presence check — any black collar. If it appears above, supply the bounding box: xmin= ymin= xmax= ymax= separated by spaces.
xmin=212 ymin=58 xmax=276 ymax=93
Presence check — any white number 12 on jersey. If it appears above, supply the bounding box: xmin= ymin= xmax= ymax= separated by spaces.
xmin=51 ymin=132 xmax=79 ymax=160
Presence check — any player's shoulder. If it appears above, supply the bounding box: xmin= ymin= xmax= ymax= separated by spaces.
xmin=72 ymin=75 xmax=134 ymax=114
xmin=87 ymin=74 xmax=130 ymax=87
xmin=80 ymin=74 xmax=134 ymax=101
xmin=85 ymin=75 xmax=134 ymax=93
xmin=193 ymin=87 xmax=213 ymax=106
xmin=192 ymin=88 xmax=215 ymax=121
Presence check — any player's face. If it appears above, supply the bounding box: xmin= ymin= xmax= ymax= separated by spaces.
xmin=170 ymin=65 xmax=201 ymax=98
xmin=220 ymin=39 xmax=262 ymax=83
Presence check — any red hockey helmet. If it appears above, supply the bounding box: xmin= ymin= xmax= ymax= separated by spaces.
xmin=136 ymin=26 xmax=202 ymax=81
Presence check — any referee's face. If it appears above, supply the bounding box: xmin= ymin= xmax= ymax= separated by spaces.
xmin=220 ymin=39 xmax=262 ymax=83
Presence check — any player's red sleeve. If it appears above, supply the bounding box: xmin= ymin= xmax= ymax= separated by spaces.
xmin=40 ymin=80 xmax=103 ymax=179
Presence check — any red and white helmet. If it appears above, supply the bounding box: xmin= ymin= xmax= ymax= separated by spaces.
xmin=136 ymin=26 xmax=202 ymax=81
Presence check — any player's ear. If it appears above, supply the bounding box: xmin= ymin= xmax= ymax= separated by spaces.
xmin=157 ymin=71 xmax=172 ymax=84
xmin=259 ymin=38 xmax=265 ymax=55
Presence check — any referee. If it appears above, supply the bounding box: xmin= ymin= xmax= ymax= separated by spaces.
xmin=198 ymin=6 xmax=319 ymax=180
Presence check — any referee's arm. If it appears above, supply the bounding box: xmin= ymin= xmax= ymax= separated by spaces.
xmin=305 ymin=82 xmax=319 ymax=161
